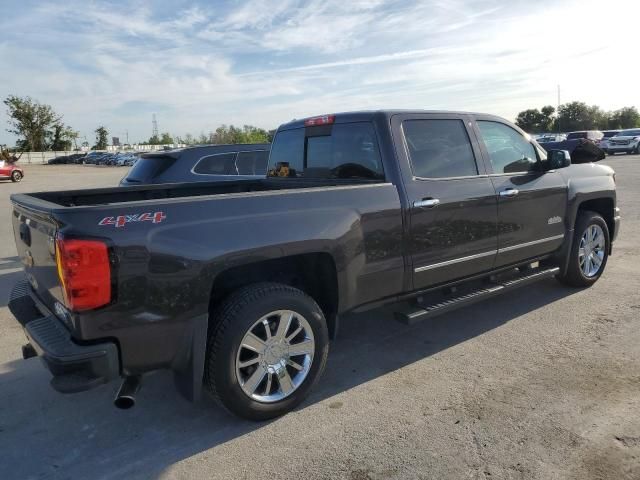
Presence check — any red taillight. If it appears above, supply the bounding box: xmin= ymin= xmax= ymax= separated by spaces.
xmin=304 ymin=114 xmax=335 ymax=126
xmin=55 ymin=238 xmax=111 ymax=311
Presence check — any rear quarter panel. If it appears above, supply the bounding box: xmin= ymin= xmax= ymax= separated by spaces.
xmin=58 ymin=183 xmax=404 ymax=373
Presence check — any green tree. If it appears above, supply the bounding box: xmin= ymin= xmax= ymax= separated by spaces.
xmin=94 ymin=126 xmax=109 ymax=150
xmin=4 ymin=95 xmax=62 ymax=151
xmin=608 ymin=107 xmax=640 ymax=129
xmin=48 ymin=123 xmax=78 ymax=151
xmin=210 ymin=124 xmax=270 ymax=144
xmin=147 ymin=134 xmax=160 ymax=145
xmin=556 ymin=101 xmax=606 ymax=131
xmin=159 ymin=132 xmax=174 ymax=144
xmin=515 ymin=106 xmax=555 ymax=133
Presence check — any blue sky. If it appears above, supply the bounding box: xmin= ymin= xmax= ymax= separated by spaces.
xmin=1 ymin=0 xmax=638 ymax=145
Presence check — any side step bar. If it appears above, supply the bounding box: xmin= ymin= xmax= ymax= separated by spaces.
xmin=395 ymin=267 xmax=560 ymax=325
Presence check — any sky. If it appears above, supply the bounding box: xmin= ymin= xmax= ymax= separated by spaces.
xmin=1 ymin=0 xmax=638 ymax=145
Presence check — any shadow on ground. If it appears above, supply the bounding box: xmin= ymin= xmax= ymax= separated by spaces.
xmin=0 ymin=279 xmax=578 ymax=479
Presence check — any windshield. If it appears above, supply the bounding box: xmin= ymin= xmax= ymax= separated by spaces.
xmin=603 ymin=131 xmax=619 ymax=138
xmin=617 ymin=129 xmax=640 ymax=137
xmin=567 ymin=132 xmax=587 ymax=140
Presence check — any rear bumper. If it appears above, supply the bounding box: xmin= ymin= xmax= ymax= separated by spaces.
xmin=8 ymin=280 xmax=119 ymax=393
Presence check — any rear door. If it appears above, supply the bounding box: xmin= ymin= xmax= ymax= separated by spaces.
xmin=391 ymin=113 xmax=498 ymax=290
xmin=473 ymin=117 xmax=567 ymax=267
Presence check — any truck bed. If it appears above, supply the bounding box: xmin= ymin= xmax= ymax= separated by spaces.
xmin=11 ymin=177 xmax=381 ymax=210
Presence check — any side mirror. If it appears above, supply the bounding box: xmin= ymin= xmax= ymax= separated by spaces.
xmin=547 ymin=149 xmax=571 ymax=170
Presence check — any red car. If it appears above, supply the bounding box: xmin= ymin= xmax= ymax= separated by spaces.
xmin=0 ymin=161 xmax=23 ymax=182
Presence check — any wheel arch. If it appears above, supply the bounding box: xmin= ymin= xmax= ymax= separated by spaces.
xmin=209 ymin=252 xmax=340 ymax=339
xmin=577 ymin=197 xmax=615 ymax=246
xmin=558 ymin=195 xmax=615 ymax=276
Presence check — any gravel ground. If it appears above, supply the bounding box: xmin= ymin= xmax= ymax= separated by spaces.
xmin=0 ymin=158 xmax=638 ymax=480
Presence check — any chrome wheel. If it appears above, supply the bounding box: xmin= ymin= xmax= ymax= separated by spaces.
xmin=579 ymin=224 xmax=605 ymax=277
xmin=235 ymin=310 xmax=315 ymax=403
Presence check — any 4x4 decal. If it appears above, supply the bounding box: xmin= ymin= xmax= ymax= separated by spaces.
xmin=99 ymin=211 xmax=166 ymax=228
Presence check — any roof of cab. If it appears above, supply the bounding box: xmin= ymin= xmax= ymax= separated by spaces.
xmin=277 ymin=109 xmax=505 ymax=131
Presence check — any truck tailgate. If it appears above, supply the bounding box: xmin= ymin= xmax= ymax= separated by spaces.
xmin=12 ymin=204 xmax=64 ymax=315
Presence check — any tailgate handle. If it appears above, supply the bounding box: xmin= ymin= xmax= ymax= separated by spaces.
xmin=19 ymin=223 xmax=31 ymax=247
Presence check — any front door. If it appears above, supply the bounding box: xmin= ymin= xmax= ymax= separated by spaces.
xmin=391 ymin=114 xmax=498 ymax=290
xmin=473 ymin=118 xmax=568 ymax=267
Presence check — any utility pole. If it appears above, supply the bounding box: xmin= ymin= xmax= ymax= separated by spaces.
xmin=557 ymin=85 xmax=561 ymax=133
xmin=152 ymin=114 xmax=158 ymax=139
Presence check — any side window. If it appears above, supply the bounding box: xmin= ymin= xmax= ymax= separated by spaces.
xmin=236 ymin=150 xmax=269 ymax=175
xmin=477 ymin=121 xmax=538 ymax=174
xmin=402 ymin=119 xmax=478 ymax=178
xmin=192 ymin=153 xmax=236 ymax=175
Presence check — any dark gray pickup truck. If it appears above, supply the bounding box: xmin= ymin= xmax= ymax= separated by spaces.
xmin=9 ymin=110 xmax=621 ymax=420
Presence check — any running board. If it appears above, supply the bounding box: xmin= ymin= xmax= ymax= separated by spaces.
xmin=394 ymin=267 xmax=560 ymax=325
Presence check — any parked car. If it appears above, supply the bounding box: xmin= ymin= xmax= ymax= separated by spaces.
xmin=119 ymin=144 xmax=270 ymax=185
xmin=538 ymin=138 xmax=606 ymax=164
xmin=9 ymin=110 xmax=620 ymax=420
xmin=83 ymin=152 xmax=107 ymax=164
xmin=536 ymin=134 xmax=567 ymax=143
xmin=50 ymin=153 xmax=87 ymax=165
xmin=566 ymin=130 xmax=604 ymax=143
xmin=597 ymin=130 xmax=621 ymax=153
xmin=96 ymin=153 xmax=117 ymax=166
xmin=607 ymin=128 xmax=640 ymax=155
xmin=0 ymin=160 xmax=23 ymax=182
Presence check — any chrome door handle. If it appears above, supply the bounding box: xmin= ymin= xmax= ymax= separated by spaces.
xmin=499 ymin=188 xmax=519 ymax=198
xmin=414 ymin=198 xmax=440 ymax=208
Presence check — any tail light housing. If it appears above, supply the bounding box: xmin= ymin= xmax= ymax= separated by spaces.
xmin=55 ymin=238 xmax=111 ymax=311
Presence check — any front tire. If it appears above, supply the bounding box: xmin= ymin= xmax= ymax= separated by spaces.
xmin=557 ymin=211 xmax=609 ymax=287
xmin=204 ymin=283 xmax=329 ymax=421
xmin=10 ymin=170 xmax=22 ymax=182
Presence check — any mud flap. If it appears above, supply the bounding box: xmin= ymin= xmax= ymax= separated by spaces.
xmin=172 ymin=313 xmax=208 ymax=402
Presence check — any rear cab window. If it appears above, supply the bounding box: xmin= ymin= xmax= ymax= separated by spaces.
xmin=268 ymin=122 xmax=384 ymax=180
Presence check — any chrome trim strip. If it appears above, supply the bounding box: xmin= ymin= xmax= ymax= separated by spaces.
xmin=414 ymin=249 xmax=497 ymax=273
xmin=497 ymin=234 xmax=565 ymax=254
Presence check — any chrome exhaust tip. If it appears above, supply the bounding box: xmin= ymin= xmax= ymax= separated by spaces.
xmin=114 ymin=376 xmax=141 ymax=409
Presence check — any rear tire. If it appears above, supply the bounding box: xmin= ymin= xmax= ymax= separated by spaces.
xmin=204 ymin=282 xmax=329 ymax=421
xmin=557 ymin=211 xmax=609 ymax=287
xmin=10 ymin=171 xmax=22 ymax=182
